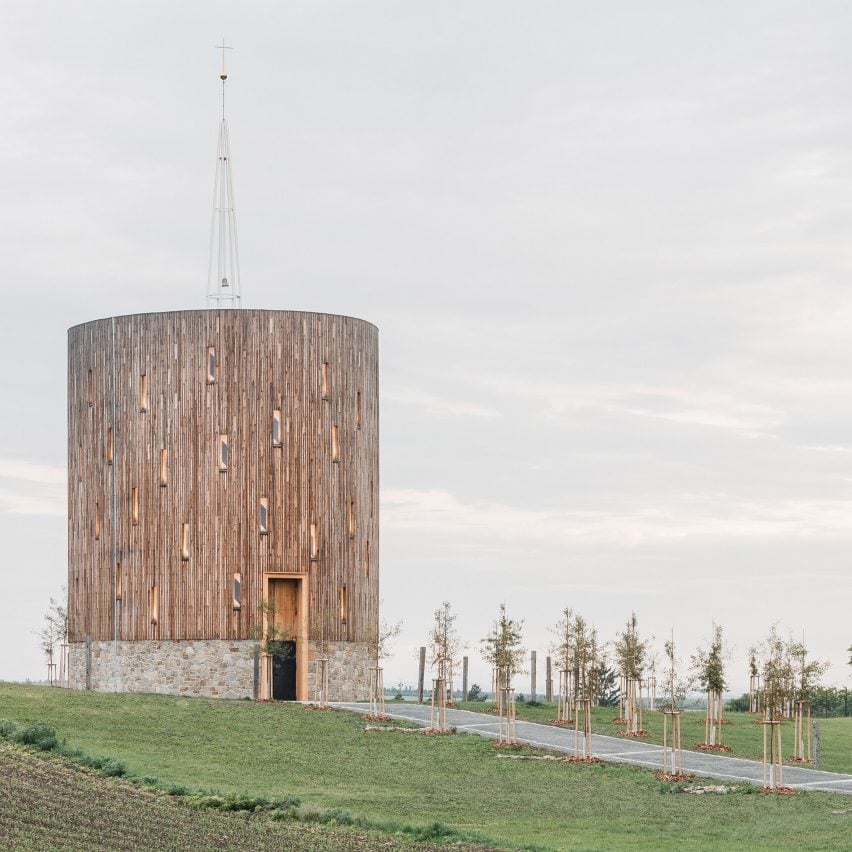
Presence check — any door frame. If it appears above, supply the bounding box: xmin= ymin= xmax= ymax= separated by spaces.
xmin=260 ymin=572 xmax=309 ymax=701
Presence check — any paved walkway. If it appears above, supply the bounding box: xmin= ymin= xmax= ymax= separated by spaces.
xmin=334 ymin=702 xmax=852 ymax=795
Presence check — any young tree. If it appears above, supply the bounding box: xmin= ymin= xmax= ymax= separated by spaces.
xmin=550 ymin=608 xmax=598 ymax=699
xmin=662 ymin=635 xmax=687 ymax=711
xmin=691 ymin=623 xmax=728 ymax=747
xmin=761 ymin=624 xmax=793 ymax=721
xmin=39 ymin=589 xmax=68 ymax=685
xmin=428 ymin=601 xmax=462 ymax=679
xmin=613 ymin=612 xmax=648 ymax=681
xmin=481 ymin=603 xmax=525 ymax=691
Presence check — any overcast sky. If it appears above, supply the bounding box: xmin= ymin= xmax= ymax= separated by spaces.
xmin=2 ymin=1 xmax=851 ymax=694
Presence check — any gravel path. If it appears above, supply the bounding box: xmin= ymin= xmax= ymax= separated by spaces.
xmin=334 ymin=702 xmax=852 ymax=795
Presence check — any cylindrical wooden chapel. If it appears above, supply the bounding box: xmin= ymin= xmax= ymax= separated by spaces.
xmin=67 ymin=309 xmax=379 ymax=700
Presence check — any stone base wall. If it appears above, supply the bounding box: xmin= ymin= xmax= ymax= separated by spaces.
xmin=68 ymin=640 xmax=257 ymax=699
xmin=306 ymin=640 xmax=371 ymax=702
xmin=68 ymin=638 xmax=371 ymax=701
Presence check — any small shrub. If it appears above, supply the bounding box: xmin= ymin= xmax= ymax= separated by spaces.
xmin=0 ymin=719 xmax=18 ymax=739
xmin=14 ymin=722 xmax=58 ymax=751
xmin=99 ymin=759 xmax=127 ymax=777
xmin=167 ymin=784 xmax=189 ymax=796
xmin=411 ymin=821 xmax=456 ymax=841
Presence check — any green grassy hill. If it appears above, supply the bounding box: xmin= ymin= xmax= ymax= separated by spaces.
xmin=1 ymin=684 xmax=851 ymax=851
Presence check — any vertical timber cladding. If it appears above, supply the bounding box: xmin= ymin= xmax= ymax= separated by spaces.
xmin=67 ymin=310 xmax=379 ymax=688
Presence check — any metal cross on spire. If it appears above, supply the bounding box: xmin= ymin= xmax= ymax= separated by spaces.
xmin=207 ymin=38 xmax=241 ymax=309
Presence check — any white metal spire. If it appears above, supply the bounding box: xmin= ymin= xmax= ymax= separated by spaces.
xmin=207 ymin=39 xmax=241 ymax=308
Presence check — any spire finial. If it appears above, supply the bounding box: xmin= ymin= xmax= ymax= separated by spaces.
xmin=207 ymin=40 xmax=241 ymax=309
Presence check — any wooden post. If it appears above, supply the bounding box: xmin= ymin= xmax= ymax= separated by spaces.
xmin=499 ymin=687 xmax=517 ymax=744
xmin=662 ymin=709 xmax=682 ymax=776
xmin=545 ymin=656 xmax=553 ymax=703
xmin=430 ymin=677 xmax=447 ymax=732
xmin=813 ymin=720 xmax=820 ymax=769
xmin=462 ymin=655 xmax=469 ymax=702
xmin=368 ymin=666 xmax=384 ymax=717
xmin=417 ymin=646 xmax=426 ymax=704
xmin=530 ymin=650 xmax=537 ymax=703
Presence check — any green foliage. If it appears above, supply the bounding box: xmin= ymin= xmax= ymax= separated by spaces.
xmin=596 ymin=667 xmax=620 ymax=707
xmin=613 ymin=612 xmax=648 ymax=680
xmin=14 ymin=722 xmax=58 ymax=751
xmin=691 ymin=623 xmax=726 ymax=693
xmin=661 ymin=635 xmax=687 ymax=710
xmin=726 ymin=694 xmax=750 ymax=713
xmin=480 ymin=603 xmax=525 ymax=688
xmin=466 ymin=683 xmax=487 ymax=702
xmin=428 ymin=601 xmax=462 ymax=677
xmin=550 ymin=608 xmax=602 ymax=701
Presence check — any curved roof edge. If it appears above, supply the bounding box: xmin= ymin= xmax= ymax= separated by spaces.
xmin=68 ymin=308 xmax=379 ymax=333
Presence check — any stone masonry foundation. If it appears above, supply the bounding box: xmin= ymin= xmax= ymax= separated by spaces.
xmin=68 ymin=638 xmax=371 ymax=701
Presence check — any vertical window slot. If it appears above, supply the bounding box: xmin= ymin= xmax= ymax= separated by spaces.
xmin=233 ymin=572 xmax=242 ymax=611
xmin=259 ymin=497 xmax=269 ymax=535
xmin=272 ymin=409 xmax=282 ymax=447
xmin=339 ymin=585 xmax=347 ymax=623
xmin=365 ymin=541 xmax=370 ymax=578
xmin=321 ymin=362 xmax=329 ymax=399
xmin=331 ymin=425 xmax=340 ymax=463
xmin=370 ymin=479 xmax=374 ymax=518
xmin=218 ymin=434 xmax=229 ymax=471
xmin=140 ymin=373 xmax=148 ymax=412
xmin=348 ymin=501 xmax=355 ymax=539
xmin=116 ymin=562 xmax=122 ymax=601
xmin=132 ymin=487 xmax=139 ymax=525
xmin=106 ymin=428 xmax=114 ymax=465
xmin=310 ymin=522 xmax=318 ymax=561
xmin=207 ymin=346 xmax=216 ymax=383
xmin=94 ymin=504 xmax=101 ymax=540
xmin=149 ymin=585 xmax=158 ymax=624
xmin=181 ymin=522 xmax=190 ymax=561
xmin=87 ymin=369 xmax=93 ymax=407
xmin=356 ymin=391 xmax=362 ymax=429
xmin=160 ymin=448 xmax=168 ymax=487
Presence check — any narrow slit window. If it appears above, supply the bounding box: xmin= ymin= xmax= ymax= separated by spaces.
xmin=140 ymin=373 xmax=148 ymax=412
xmin=149 ymin=584 xmax=158 ymax=624
xmin=259 ymin=497 xmax=269 ymax=535
xmin=356 ymin=391 xmax=362 ymax=429
xmin=339 ymin=585 xmax=347 ymax=623
xmin=94 ymin=503 xmax=101 ymax=540
xmin=321 ymin=362 xmax=329 ymax=399
xmin=87 ymin=369 xmax=93 ymax=407
xmin=132 ymin=487 xmax=139 ymax=525
xmin=106 ymin=428 xmax=114 ymax=465
xmin=331 ymin=425 xmax=340 ymax=463
xmin=219 ymin=434 xmax=229 ymax=471
xmin=365 ymin=541 xmax=370 ymax=578
xmin=207 ymin=346 xmax=216 ymax=383
xmin=116 ymin=562 xmax=122 ymax=601
xmin=310 ymin=522 xmax=318 ymax=561
xmin=77 ymin=446 xmax=83 ymax=482
xmin=348 ymin=501 xmax=355 ymax=539
xmin=233 ymin=572 xmax=242 ymax=611
xmin=181 ymin=522 xmax=190 ymax=561
xmin=370 ymin=479 xmax=374 ymax=518
xmin=160 ymin=448 xmax=168 ymax=487
xmin=272 ymin=409 xmax=282 ymax=447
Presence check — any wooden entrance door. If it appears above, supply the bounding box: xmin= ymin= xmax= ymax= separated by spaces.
xmin=269 ymin=579 xmax=300 ymax=700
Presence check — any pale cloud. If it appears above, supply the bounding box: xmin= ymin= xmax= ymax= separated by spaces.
xmin=0 ymin=459 xmax=66 ymax=517
xmin=384 ymin=386 xmax=501 ymax=420
xmin=479 ymin=377 xmax=783 ymax=434
xmin=382 ymin=488 xmax=852 ymax=547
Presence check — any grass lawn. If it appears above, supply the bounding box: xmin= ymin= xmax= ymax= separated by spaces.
xmin=452 ymin=700 xmax=852 ymax=775
xmin=1 ymin=683 xmax=851 ymax=851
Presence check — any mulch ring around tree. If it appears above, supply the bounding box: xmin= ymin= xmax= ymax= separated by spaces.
xmin=655 ymin=773 xmax=695 ymax=782
xmin=491 ymin=741 xmax=532 ymax=751
xmin=617 ymin=730 xmax=650 ymax=738
xmin=786 ymin=757 xmax=812 ymax=764
xmin=693 ymin=743 xmax=733 ymax=752
xmin=761 ymin=786 xmax=796 ymax=795
xmin=548 ymin=719 xmax=576 ymax=727
xmin=363 ymin=714 xmax=393 ymax=722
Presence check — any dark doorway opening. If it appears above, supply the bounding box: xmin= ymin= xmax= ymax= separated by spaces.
xmin=271 ymin=640 xmax=297 ymax=700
